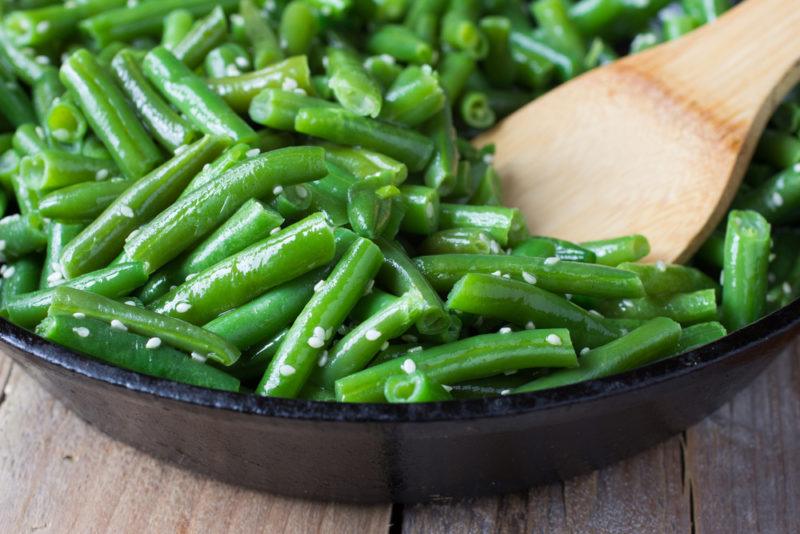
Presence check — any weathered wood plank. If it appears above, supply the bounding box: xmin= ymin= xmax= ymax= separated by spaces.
xmin=685 ymin=343 xmax=800 ymax=534
xmin=0 ymin=354 xmax=392 ymax=534
xmin=402 ymin=436 xmax=690 ymax=534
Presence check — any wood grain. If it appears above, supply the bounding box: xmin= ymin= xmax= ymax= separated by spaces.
xmin=0 ymin=355 xmax=391 ymax=534
xmin=477 ymin=0 xmax=800 ymax=262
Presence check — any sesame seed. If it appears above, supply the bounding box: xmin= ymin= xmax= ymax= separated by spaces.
xmin=491 ymin=270 xmax=502 ymax=277
xmin=580 ymin=347 xmax=590 ymax=356
xmin=314 ymin=280 xmax=325 ymax=292
xmin=442 ymin=384 xmax=453 ymax=392
xmin=565 ymin=294 xmax=573 ymax=301
xmin=401 ymin=358 xmax=416 ymax=374
xmin=35 ymin=55 xmax=50 ymax=65
xmin=425 ymin=203 xmax=435 ymax=219
xmin=281 ymin=78 xmax=298 ymax=90
xmin=185 ymin=273 xmax=197 ymax=281
xmin=794 ymin=163 xmax=800 ymax=173
xmin=0 ymin=240 xmax=5 ymax=251
xmin=246 ymin=148 xmax=260 ymax=158
xmin=381 ymin=341 xmax=389 ymax=351
xmin=621 ymin=299 xmax=634 ymax=308
xmin=175 ymin=302 xmax=192 ymax=313
xmin=498 ymin=326 xmax=512 ymax=334
xmin=501 ymin=273 xmax=511 ymax=279
xmin=545 ymin=334 xmax=562 ymax=346
xmin=525 ymin=321 xmax=536 ymax=330
xmin=656 ymin=260 xmax=667 ymax=272
xmin=771 ymin=192 xmax=784 ymax=207
xmin=317 ymin=352 xmax=328 ymax=366
xmin=202 ymin=163 xmax=211 ymax=172
xmin=279 ymin=364 xmax=296 ymax=376
xmin=119 ymin=205 xmax=135 ymax=218
xmin=95 ymin=169 xmax=109 ymax=181
xmin=110 ymin=319 xmax=127 ymax=331
xmin=145 ymin=337 xmax=162 ymax=349
xmin=270 ymin=227 xmax=281 ymax=235
xmin=225 ymin=65 xmax=241 ymax=76
xmin=588 ymin=309 xmax=604 ymax=318
xmin=72 ymin=327 xmax=90 ymax=338
xmin=235 ymin=56 xmax=249 ymax=69
xmin=313 ymin=326 xmax=326 ymax=339
xmin=36 ymin=21 xmax=50 ymax=33
xmin=365 ymin=328 xmax=381 ymax=341
xmin=72 ymin=312 xmax=85 ymax=319
xmin=3 ymin=266 xmax=15 ymax=279
xmin=125 ymin=300 xmax=136 ymax=306
xmin=408 ymin=346 xmax=423 ymax=353
xmin=230 ymin=14 xmax=244 ymax=25
xmin=769 ymin=253 xmax=777 ymax=263
xmin=191 ymin=352 xmax=207 ymax=363
xmin=307 ymin=336 xmax=325 ymax=348
xmin=500 ymin=389 xmax=511 ymax=396
xmin=272 ymin=185 xmax=284 ymax=195
xmin=544 ymin=257 xmax=560 ymax=266
xmin=295 ymin=186 xmax=308 ymax=198
xmin=783 ymin=282 xmax=792 ymax=295
xmin=421 ymin=64 xmax=432 ymax=75
xmin=47 ymin=271 xmax=63 ymax=283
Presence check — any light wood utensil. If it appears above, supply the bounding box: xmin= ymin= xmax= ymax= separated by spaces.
xmin=477 ymin=0 xmax=800 ymax=262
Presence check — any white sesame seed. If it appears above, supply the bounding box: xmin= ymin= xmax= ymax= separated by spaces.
xmin=500 ymin=389 xmax=511 ymax=396
xmin=72 ymin=327 xmax=90 ymax=338
xmin=235 ymin=56 xmax=249 ymax=69
xmin=783 ymin=282 xmax=792 ymax=295
xmin=246 ymin=148 xmax=260 ymax=158
xmin=281 ymin=78 xmax=298 ymax=90
xmin=52 ymin=128 xmax=70 ymax=141
xmin=296 ymin=186 xmax=308 ymax=198
xmin=307 ymin=336 xmax=325 ymax=348
xmin=491 ymin=270 xmax=502 ymax=277
xmin=270 ymin=226 xmax=281 ymax=235
xmin=565 ymin=294 xmax=573 ymax=301
xmin=191 ymin=352 xmax=207 ymax=363
xmin=225 ymin=65 xmax=241 ymax=76
xmin=72 ymin=312 xmax=85 ymax=319
xmin=525 ymin=321 xmax=536 ymax=330
xmin=580 ymin=347 xmax=590 ymax=356
xmin=279 ymin=364 xmax=296 ymax=376
xmin=769 ymin=253 xmax=777 ymax=263
xmin=771 ymin=192 xmax=784 ymax=207
xmin=401 ymin=358 xmax=416 ymax=374
xmin=314 ymin=280 xmax=325 ymax=292
xmin=421 ymin=64 xmax=433 ymax=75
xmin=119 ymin=205 xmax=135 ymax=218
xmin=272 ymin=185 xmax=284 ymax=195
xmin=36 ymin=21 xmax=50 ymax=33
xmin=35 ymin=55 xmax=50 ymax=65
xmin=498 ymin=326 xmax=512 ymax=334
xmin=522 ymin=271 xmax=537 ymax=284
xmin=365 ymin=328 xmax=382 ymax=341
xmin=501 ymin=273 xmax=511 ymax=279
xmin=381 ymin=341 xmax=389 ymax=351
xmin=230 ymin=14 xmax=244 ymax=25
xmin=408 ymin=346 xmax=423 ymax=353
xmin=794 ymin=163 xmax=800 ymax=173
xmin=35 ymin=126 xmax=44 ymax=138
xmin=544 ymin=257 xmax=560 ymax=266
xmin=2 ymin=266 xmax=14 ymax=279
xmin=47 ymin=271 xmax=63 ymax=283
xmin=545 ymin=334 xmax=562 ymax=346
xmin=425 ymin=203 xmax=435 ymax=219
xmin=0 ymin=240 xmax=5 ymax=251
xmin=110 ymin=319 xmax=127 ymax=331
xmin=125 ymin=300 xmax=136 ymax=306
xmin=313 ymin=326 xmax=326 ymax=338
xmin=175 ymin=302 xmax=192 ymax=313
xmin=185 ymin=273 xmax=197 ymax=281
xmin=442 ymin=384 xmax=453 ymax=392
xmin=655 ymin=260 xmax=667 ymax=272
xmin=145 ymin=337 xmax=162 ymax=349
xmin=202 ymin=163 xmax=211 ymax=172
xmin=317 ymin=351 xmax=328 ymax=366
xmin=489 ymin=241 xmax=501 ymax=254
xmin=621 ymin=299 xmax=634 ymax=308
xmin=95 ymin=168 xmax=109 ymax=181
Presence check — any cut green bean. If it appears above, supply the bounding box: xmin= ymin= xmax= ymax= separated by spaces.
xmin=38 ymin=179 xmax=130 ymax=222
xmin=172 ymin=6 xmax=228 ymax=70
xmin=279 ymin=0 xmax=319 ymax=57
xmin=674 ymin=321 xmax=727 ymax=354
xmin=1 ymin=256 xmax=42 ymax=309
xmin=384 ymin=371 xmax=453 ymax=403
xmin=580 ymin=235 xmax=651 ymax=266
xmin=39 ymin=221 xmax=83 ymax=288
xmin=20 ymin=150 xmax=116 ymax=191
xmin=326 ymin=47 xmax=382 ymax=118
xmin=381 ymin=65 xmax=446 ymax=127
xmin=439 ymin=203 xmax=527 ymax=246
xmin=249 ymin=88 xmax=337 ymax=131
xmin=161 ymin=9 xmax=194 ymax=50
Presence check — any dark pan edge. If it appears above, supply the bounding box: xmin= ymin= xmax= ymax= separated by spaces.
xmin=2 ymin=296 xmax=799 ymax=424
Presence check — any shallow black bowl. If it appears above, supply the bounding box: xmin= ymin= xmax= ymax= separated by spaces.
xmin=2 ymin=297 xmax=798 ymax=503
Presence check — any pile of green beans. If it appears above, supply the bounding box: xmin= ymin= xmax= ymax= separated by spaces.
xmin=0 ymin=0 xmax=789 ymax=403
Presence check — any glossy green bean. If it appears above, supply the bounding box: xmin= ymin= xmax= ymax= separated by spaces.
xmin=674 ymin=321 xmax=727 ymax=354
xmin=367 ymin=24 xmax=435 ymax=65
xmin=172 ymin=6 xmax=228 ymax=70
xmin=124 ymin=146 xmax=326 ymax=273
xmin=39 ymin=221 xmax=83 ymax=288
xmin=0 ymin=213 xmax=46 ymax=260
xmin=734 ymin=165 xmax=800 ymax=225
xmin=279 ymin=1 xmax=319 ymax=57
xmin=38 ymin=178 xmax=130 ymax=222
xmin=755 ymin=129 xmax=800 ymax=169
xmin=441 ymin=0 xmax=488 ymax=59
xmin=617 ymin=262 xmax=717 ymax=297
xmin=423 ymin=106 xmax=459 ymax=196
xmin=45 ymin=96 xmax=88 ymax=144
xmin=514 ymin=237 xmax=596 ymax=263
xmin=439 ymin=203 xmax=526 ymax=246
xmin=4 ymin=0 xmax=125 ymax=47
xmin=381 ymin=65 xmax=445 ymax=127
xmin=419 ymin=228 xmax=501 ymax=255
xmin=248 ymin=88 xmax=337 ymax=131
xmin=480 ymin=16 xmax=515 ymax=88
xmin=60 ymin=135 xmax=227 ymax=277
xmin=20 ymin=149 xmax=116 ymax=191
xmin=585 ymin=289 xmax=718 ymax=325
xmin=323 ymin=143 xmax=407 ymax=184
xmin=399 ymin=185 xmax=439 ymax=235
xmin=580 ymin=235 xmax=651 ymax=266
xmin=384 ymin=371 xmax=453 ymax=403
xmin=514 ymin=317 xmax=681 ymax=393
xmin=161 ymin=9 xmax=194 ymax=50
xmin=239 ymin=0 xmax=282 ymax=69
xmin=326 ymin=47 xmax=382 ymax=118
xmin=336 ymin=329 xmax=577 ymax=402
xmin=0 ymin=256 xmax=41 ymax=309
xmin=0 ymin=78 xmax=36 ymax=127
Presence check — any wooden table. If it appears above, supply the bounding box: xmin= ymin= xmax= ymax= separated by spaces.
xmin=1 ymin=343 xmax=798 ymax=534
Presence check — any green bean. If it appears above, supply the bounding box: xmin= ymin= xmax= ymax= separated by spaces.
xmin=377 ymin=237 xmax=450 ymax=334
xmin=125 ymin=146 xmax=326 ymax=273
xmin=459 ymin=90 xmax=496 ymax=129
xmin=149 ymin=213 xmax=335 ymax=325
xmin=617 ymin=262 xmax=717 ymax=297
xmin=0 ymin=213 xmax=46 ymax=260
xmin=248 ymin=88 xmax=337 ymax=131
xmin=0 ymin=256 xmax=41 ymax=309
xmin=179 ymin=143 xmax=249 ymax=199
xmin=479 ymin=16 xmax=515 ymax=88
xmin=38 ymin=178 xmax=130 ymax=222
xmin=12 ymin=123 xmax=47 ymax=157
xmin=80 ymin=0 xmax=238 ymax=47
xmin=404 ymin=0 xmax=447 ymax=44
xmin=336 ymin=328 xmax=577 ymax=402
xmin=0 ymin=189 xmax=6 ymax=218
xmin=172 ymin=6 xmax=228 ymax=70
xmin=313 ymin=293 xmax=420 ymax=388
xmin=584 ymin=289 xmax=718 ymax=325
xmin=137 ymin=199 xmax=284 ymax=304
xmin=239 ymin=0 xmax=282 ymax=69
xmin=39 ymin=221 xmax=83 ymax=288
xmin=4 ymin=261 xmax=148 ymax=328
xmin=223 ymin=328 xmax=288 ymax=382
xmin=755 ymin=129 xmax=800 ymax=169
xmin=381 ymin=65 xmax=445 ymax=127
xmin=734 ymin=165 xmax=800 ymax=225
xmin=207 ymin=55 xmax=313 ymax=113
xmin=295 ymin=107 xmax=434 ymax=172
xmin=682 ymin=0 xmax=729 ymax=23
xmin=415 ymin=254 xmax=646 ymax=298
xmin=674 ymin=321 xmax=727 ymax=354
xmin=439 ymin=203 xmax=526 ymax=247
xmin=421 ymin=107 xmax=459 ymax=197
xmin=514 ymin=318 xmax=681 ymax=394
xmin=10 ymin=173 xmax=41 ymax=225
xmin=323 ymin=143 xmax=407 ymax=184
xmin=60 ymin=49 xmax=162 ymax=179
xmin=663 ymin=14 xmax=698 ymax=41
xmin=514 ymin=237 xmax=594 ymax=263
xmin=721 ymin=210 xmax=771 ymax=331
xmin=510 ymin=29 xmax=574 ymax=85
xmin=367 ymin=24 xmax=435 ymax=65
xmin=384 ymin=371 xmax=453 ymax=403
xmin=0 ymin=31 xmax=47 ymax=85
xmin=363 ymin=54 xmax=403 ymax=90
xmin=531 ymin=0 xmax=586 ymax=71
xmin=110 ymin=48 xmax=197 ymax=152
xmin=770 ymin=102 xmax=800 ymax=134
xmin=80 ymin=135 xmax=111 ymax=160
xmin=143 ymin=46 xmax=256 ymax=143
xmin=257 ymin=237 xmax=384 ymax=398
xmin=37 ymin=314 xmax=239 ymax=392
xmin=325 ymin=47 xmax=382 ymax=118
xmin=419 ymin=228 xmax=501 ymax=255
xmin=45 ymin=96 xmax=87 ymax=144
xmin=399 ymin=185 xmax=439 ymax=235
xmin=20 ymin=149 xmax=116 ymax=191
xmin=447 ymin=273 xmax=618 ymax=349
xmin=60 ymin=135 xmax=227 ymax=277
xmin=49 ymin=286 xmax=240 ymax=365
xmin=0 ymin=78 xmax=36 ymax=127
xmin=204 ymin=43 xmax=251 ymax=78
xmin=161 ymin=9 xmax=194 ymax=50
xmin=580 ymin=235 xmax=651 ymax=266
xmin=585 ymin=37 xmax=618 ymax=68
xmin=437 ymin=52 xmax=475 ymax=103
xmin=4 ymin=0 xmax=125 ymax=47
xmin=279 ymin=1 xmax=319 ymax=57
xmin=441 ymin=0 xmax=488 ymax=60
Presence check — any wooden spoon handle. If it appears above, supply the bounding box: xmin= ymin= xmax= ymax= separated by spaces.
xmin=633 ymin=0 xmax=800 ymax=134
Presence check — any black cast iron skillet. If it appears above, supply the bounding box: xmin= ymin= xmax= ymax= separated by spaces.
xmin=2 ymin=295 xmax=798 ymax=503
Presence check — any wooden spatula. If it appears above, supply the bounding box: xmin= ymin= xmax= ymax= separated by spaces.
xmin=477 ymin=0 xmax=800 ymax=263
